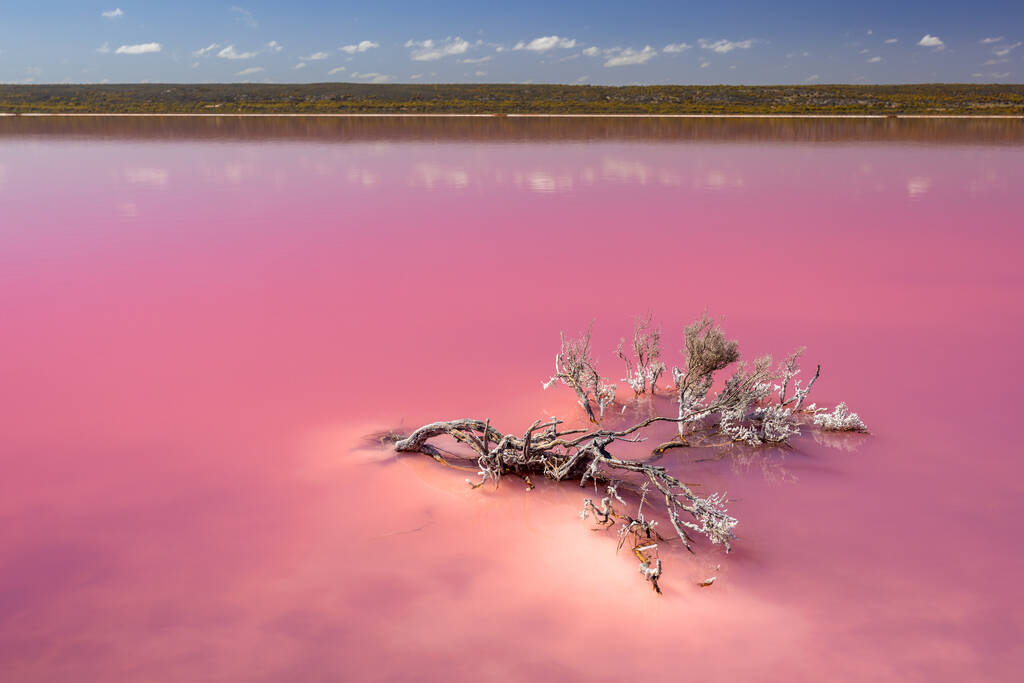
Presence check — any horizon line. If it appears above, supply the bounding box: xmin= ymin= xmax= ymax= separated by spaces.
xmin=3 ymin=81 xmax=1024 ymax=87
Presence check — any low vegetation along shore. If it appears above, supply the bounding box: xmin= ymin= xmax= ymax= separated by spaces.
xmin=2 ymin=83 xmax=1022 ymax=115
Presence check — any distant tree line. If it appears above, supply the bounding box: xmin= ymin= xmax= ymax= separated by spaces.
xmin=1 ymin=83 xmax=1022 ymax=115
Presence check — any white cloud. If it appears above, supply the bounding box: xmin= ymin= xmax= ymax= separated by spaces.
xmin=409 ymin=73 xmax=423 ymax=79
xmin=805 ymin=74 xmax=820 ymax=82
xmin=115 ymin=43 xmax=162 ymax=55
xmin=917 ymin=34 xmax=944 ymax=49
xmin=475 ymin=70 xmax=487 ymax=76
xmin=663 ymin=43 xmax=691 ymax=53
xmin=980 ymin=37 xmax=1004 ymax=44
xmin=267 ymin=40 xmax=283 ymax=53
xmin=328 ymin=66 xmax=347 ymax=75
xmin=867 ymin=56 xmax=883 ymax=63
xmin=352 ymin=71 xmax=393 ymax=83
xmin=340 ymin=40 xmax=379 ymax=54
xmin=582 ymin=47 xmax=600 ymax=57
xmin=302 ymin=51 xmax=329 ymax=61
xmin=699 ymin=60 xmax=710 ymax=68
xmin=884 ymin=38 xmax=899 ymax=44
xmin=993 ymin=42 xmax=1021 ymax=57
xmin=405 ymin=37 xmax=471 ymax=61
xmin=603 ymin=46 xmax=657 ymax=67
xmin=575 ymin=75 xmax=590 ymax=83
xmin=193 ymin=43 xmax=220 ymax=57
xmin=991 ymin=72 xmax=1010 ymax=78
xmin=236 ymin=66 xmax=264 ymax=76
xmin=101 ymin=8 xmax=123 ymax=18
xmin=231 ymin=6 xmax=258 ymax=29
xmin=460 ymin=55 xmax=492 ymax=64
xmin=218 ymin=45 xmax=257 ymax=59
xmin=293 ymin=62 xmax=307 ymax=70
xmin=97 ymin=42 xmax=111 ymax=54
xmin=513 ymin=36 xmax=576 ymax=52
xmin=698 ymin=38 xmax=754 ymax=53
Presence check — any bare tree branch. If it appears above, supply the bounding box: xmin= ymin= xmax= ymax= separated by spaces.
xmin=386 ymin=313 xmax=868 ymax=593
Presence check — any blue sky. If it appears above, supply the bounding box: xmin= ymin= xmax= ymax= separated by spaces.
xmin=1 ymin=1 xmax=1021 ymax=84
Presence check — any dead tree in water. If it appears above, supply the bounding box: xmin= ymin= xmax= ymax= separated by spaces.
xmin=617 ymin=312 xmax=666 ymax=397
xmin=384 ymin=313 xmax=867 ymax=593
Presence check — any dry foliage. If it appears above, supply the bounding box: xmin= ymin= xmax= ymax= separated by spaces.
xmin=384 ymin=313 xmax=868 ymax=593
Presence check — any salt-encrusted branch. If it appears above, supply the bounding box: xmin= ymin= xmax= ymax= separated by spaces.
xmin=395 ymin=415 xmax=736 ymax=592
xmin=388 ymin=312 xmax=867 ymax=593
xmin=617 ymin=313 xmax=666 ymax=397
xmin=669 ymin=312 xmax=741 ymax=438
xmin=543 ymin=324 xmax=615 ymax=423
xmin=813 ymin=402 xmax=868 ymax=432
xmin=777 ymin=348 xmax=821 ymax=411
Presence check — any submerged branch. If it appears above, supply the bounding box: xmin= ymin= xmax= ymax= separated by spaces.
xmin=386 ymin=312 xmax=868 ymax=593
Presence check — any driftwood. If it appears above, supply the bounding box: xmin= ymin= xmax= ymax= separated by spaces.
xmin=383 ymin=313 xmax=868 ymax=593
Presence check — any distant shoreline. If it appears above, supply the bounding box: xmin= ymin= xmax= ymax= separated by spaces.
xmin=2 ymin=83 xmax=1021 ymax=116
xmin=2 ymin=112 xmax=1022 ymax=119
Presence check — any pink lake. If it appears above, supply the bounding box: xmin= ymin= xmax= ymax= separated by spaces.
xmin=1 ymin=116 xmax=1022 ymax=681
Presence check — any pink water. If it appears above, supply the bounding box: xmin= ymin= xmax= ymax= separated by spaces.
xmin=1 ymin=117 xmax=1022 ymax=681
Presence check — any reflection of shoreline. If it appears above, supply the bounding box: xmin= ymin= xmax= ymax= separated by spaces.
xmin=5 ymin=114 xmax=1021 ymax=146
